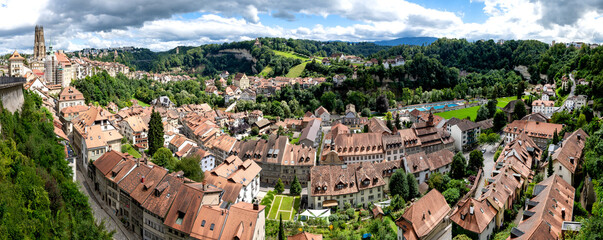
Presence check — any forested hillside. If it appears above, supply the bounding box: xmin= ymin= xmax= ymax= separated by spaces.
xmin=0 ymin=92 xmax=113 ymax=239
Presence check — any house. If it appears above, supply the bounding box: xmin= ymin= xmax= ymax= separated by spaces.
xmin=189 ymin=202 xmax=265 ymax=240
xmin=503 ymin=120 xmax=563 ymax=149
xmin=233 ymin=73 xmax=250 ymax=90
xmin=321 ymin=132 xmax=384 ymax=164
xmin=151 ymin=96 xmax=174 ymax=108
xmin=288 ymin=232 xmax=323 ymax=240
xmin=340 ymin=104 xmax=368 ymax=130
xmin=372 ymin=205 xmax=385 ymax=219
xmin=91 ymin=150 xmax=129 ymax=211
xmin=253 ymin=118 xmax=271 ymax=134
xmin=450 ymin=198 xmax=497 ymax=240
xmin=403 ymin=149 xmax=454 ymax=184
xmin=190 ymin=147 xmax=216 ymax=172
xmin=299 ymin=118 xmax=322 ymax=148
xmin=477 ymin=166 xmax=522 ymax=228
xmin=565 ymin=95 xmax=587 ymax=111
xmin=510 ymin=175 xmax=575 ymax=240
xmin=233 ymin=135 xmax=316 ymax=185
xmin=322 ymin=58 xmax=331 ymax=66
xmin=413 ymin=114 xmax=454 ymax=153
xmin=367 ymin=117 xmax=392 ymax=134
xmin=548 ymin=129 xmax=588 ymax=185
xmin=521 ymin=112 xmax=549 ymax=123
xmin=531 ymin=100 xmax=556 ymax=116
xmin=208 ymin=134 xmax=237 ymax=165
xmin=477 ymin=119 xmax=494 ymax=132
xmin=314 ymin=106 xmax=331 ymax=125
xmin=445 ymin=118 xmax=481 ymax=151
xmin=168 ymin=134 xmax=197 ymax=157
xmin=57 ymin=86 xmax=85 ymax=113
xmin=395 ymin=189 xmax=452 ymax=240
xmin=203 ymin=155 xmax=261 ymax=203
xmin=240 ymin=88 xmax=257 ymax=102
xmin=119 ymin=116 xmax=148 ymax=149
xmin=141 ymin=173 xmax=184 ymax=240
xmin=308 ymin=162 xmax=387 ymax=209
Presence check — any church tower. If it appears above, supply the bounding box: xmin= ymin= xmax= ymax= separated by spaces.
xmin=34 ymin=25 xmax=46 ymax=61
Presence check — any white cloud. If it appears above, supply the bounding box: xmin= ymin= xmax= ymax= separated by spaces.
xmin=0 ymin=0 xmax=602 ymax=53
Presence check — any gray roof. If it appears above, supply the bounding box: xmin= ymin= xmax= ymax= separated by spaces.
xmin=300 ymin=119 xmax=321 ymax=143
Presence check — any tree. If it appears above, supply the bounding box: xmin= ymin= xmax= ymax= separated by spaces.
xmin=290 ymin=176 xmax=302 ymax=195
xmin=517 ymin=80 xmax=526 ymax=99
xmin=475 ymin=105 xmax=490 ymax=122
xmin=512 ymin=100 xmax=527 ymax=120
xmin=320 ymin=91 xmax=337 ymax=112
xmin=427 ymin=172 xmax=446 ymax=192
xmin=395 ymin=112 xmax=402 ymax=129
xmin=493 ymin=110 xmax=507 ymax=131
xmin=278 ymin=215 xmax=285 ymax=240
xmin=389 ymin=169 xmax=409 ymax=200
xmin=442 ymin=188 xmax=460 ymax=204
xmin=451 ymin=152 xmax=467 ymax=179
xmin=152 ymin=147 xmax=176 ymax=170
xmin=486 ymin=99 xmax=498 ymax=118
xmin=468 ymin=150 xmax=484 ymax=172
xmin=173 ymin=155 xmax=204 ymax=182
xmin=577 ymin=113 xmax=587 ymax=128
xmin=361 ymin=107 xmax=372 ymax=117
xmin=487 ymin=133 xmax=501 ymax=144
xmin=376 ymin=95 xmax=389 ymax=113
xmin=275 ymin=178 xmax=285 ymax=194
xmin=407 ymin=173 xmax=420 ymax=200
xmin=251 ymin=126 xmax=260 ymax=136
xmin=552 ymin=129 xmax=559 ymax=144
xmin=148 ymin=109 xmax=164 ymax=156
xmin=453 ymin=234 xmax=473 ymax=240
xmin=547 ymin=159 xmax=554 ymax=177
xmin=363 ymin=124 xmax=369 ymax=133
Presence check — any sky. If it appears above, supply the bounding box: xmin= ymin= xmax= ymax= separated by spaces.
xmin=1 ymin=0 xmax=603 ymax=53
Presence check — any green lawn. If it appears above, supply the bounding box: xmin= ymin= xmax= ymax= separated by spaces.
xmin=121 ymin=144 xmax=142 ymax=158
xmin=259 ymin=66 xmax=273 ymax=77
xmin=274 ymin=50 xmax=309 ymax=61
xmin=132 ymin=97 xmax=150 ymax=107
xmin=267 ymin=195 xmax=300 ymax=221
xmin=434 ymin=105 xmax=480 ymax=121
xmin=286 ymin=61 xmax=308 ymax=78
xmin=496 ymin=96 xmax=518 ymax=108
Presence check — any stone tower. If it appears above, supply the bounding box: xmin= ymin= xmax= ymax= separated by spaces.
xmin=34 ymin=25 xmax=46 ymax=61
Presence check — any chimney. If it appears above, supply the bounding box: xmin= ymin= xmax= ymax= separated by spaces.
xmin=253 ymin=202 xmax=259 ymax=210
xmin=470 ymin=203 xmax=475 ymax=215
xmin=577 ymin=134 xmax=581 ymax=141
xmin=141 ymin=176 xmax=145 ymax=183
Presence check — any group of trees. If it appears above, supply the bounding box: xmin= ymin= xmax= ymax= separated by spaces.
xmin=389 ymin=169 xmax=420 ymax=202
xmin=0 ymin=92 xmax=113 ymax=239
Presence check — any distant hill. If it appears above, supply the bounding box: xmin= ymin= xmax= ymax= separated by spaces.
xmin=373 ymin=37 xmax=438 ymax=46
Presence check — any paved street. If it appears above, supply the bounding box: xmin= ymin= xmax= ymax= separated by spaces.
xmin=76 ymin=171 xmax=131 ymax=240
xmin=473 ymin=143 xmax=498 ymax=198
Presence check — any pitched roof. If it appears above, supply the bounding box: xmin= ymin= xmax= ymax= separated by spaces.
xmin=300 ymin=118 xmax=321 ymax=143
xmin=315 ymin=106 xmax=329 ymax=116
xmin=141 ymin=173 xmax=184 ymax=218
xmin=521 ymin=113 xmax=549 ymax=122
xmin=450 ymin=198 xmax=497 ymax=234
xmin=396 ymin=189 xmax=450 ymax=239
xmin=93 ymin=150 xmax=126 ymax=175
xmin=511 ymin=175 xmax=575 ymax=240
xmin=504 ymin=120 xmax=563 ymax=140
xmin=58 ymin=86 xmax=85 ymax=101
xmin=9 ymin=50 xmax=24 ymax=61
xmin=310 ymin=162 xmax=387 ymax=197
xmin=367 ymin=118 xmax=392 ymax=134
xmin=405 ymin=149 xmax=454 ymax=173
xmin=163 ymin=184 xmax=204 ymax=235
xmin=551 ymin=129 xmax=588 ymax=174
xmin=190 ymin=205 xmax=227 ymax=240
xmin=219 ymin=202 xmax=265 ymax=240
xmin=288 ymin=232 xmax=323 ymax=240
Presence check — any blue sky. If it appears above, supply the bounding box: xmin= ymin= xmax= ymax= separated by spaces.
xmin=0 ymin=0 xmax=602 ymax=53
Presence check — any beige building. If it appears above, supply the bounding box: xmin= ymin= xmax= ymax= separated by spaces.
xmin=548 ymin=129 xmax=588 ymax=186
xmin=57 ymin=86 xmax=85 ymax=113
xmin=396 ymin=189 xmax=452 ymax=240
xmin=8 ymin=50 xmax=24 ymax=77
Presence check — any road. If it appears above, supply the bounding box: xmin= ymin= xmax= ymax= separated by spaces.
xmin=556 ymin=73 xmax=577 ymax=112
xmin=473 ymin=143 xmax=498 ymax=199
xmin=76 ymin=171 xmax=132 ymax=240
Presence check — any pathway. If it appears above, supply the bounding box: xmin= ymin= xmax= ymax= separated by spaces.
xmin=76 ymin=171 xmax=134 ymax=240
xmin=473 ymin=143 xmax=498 ymax=198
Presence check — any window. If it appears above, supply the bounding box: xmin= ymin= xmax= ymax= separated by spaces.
xmin=210 ymin=223 xmax=215 ymax=230
xmin=559 ymin=166 xmax=562 ymax=170
xmin=201 ymin=220 xmax=206 ymax=227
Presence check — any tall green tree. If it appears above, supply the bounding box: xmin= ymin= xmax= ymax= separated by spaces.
xmin=487 ymin=99 xmax=498 ymax=118
xmin=552 ymin=129 xmax=559 ymax=144
xmin=451 ymin=152 xmax=467 ymax=179
xmin=278 ymin=215 xmax=285 ymax=240
xmin=476 ymin=105 xmax=490 ymax=122
xmin=493 ymin=110 xmax=507 ymax=132
xmin=468 ymin=150 xmax=484 ymax=172
xmin=512 ymin=100 xmax=527 ymax=120
xmin=407 ymin=173 xmax=420 ymax=200
xmin=389 ymin=169 xmax=409 ymax=200
xmin=275 ymin=178 xmax=285 ymax=194
xmin=290 ymin=176 xmax=302 ymax=195
xmin=547 ymin=159 xmax=555 ymax=177
xmin=148 ymin=109 xmax=164 ymax=156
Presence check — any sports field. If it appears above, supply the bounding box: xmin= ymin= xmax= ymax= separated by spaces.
xmin=267 ymin=195 xmax=301 ymax=221
xmin=434 ymin=105 xmax=480 ymax=121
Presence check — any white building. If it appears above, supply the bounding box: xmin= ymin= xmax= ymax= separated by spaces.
xmin=532 ymin=100 xmax=556 ymax=115
xmin=445 ymin=118 xmax=481 ymax=151
xmin=403 ymin=149 xmax=454 ymax=184
xmin=204 ymin=155 xmax=261 ymax=203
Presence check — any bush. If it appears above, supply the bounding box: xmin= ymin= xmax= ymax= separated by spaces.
xmin=346 ymin=208 xmax=355 ymax=218
xmin=328 ymin=215 xmax=339 ymax=222
xmin=360 ymin=209 xmax=370 ymax=217
xmin=442 ymin=188 xmax=460 ymax=204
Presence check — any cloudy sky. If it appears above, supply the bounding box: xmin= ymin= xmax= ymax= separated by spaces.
xmin=1 ymin=0 xmax=603 ymax=54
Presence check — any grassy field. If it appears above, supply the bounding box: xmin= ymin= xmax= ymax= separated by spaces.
xmin=274 ymin=50 xmax=309 ymax=61
xmin=496 ymin=96 xmax=518 ymax=108
xmin=121 ymin=144 xmax=142 ymax=158
xmin=259 ymin=66 xmax=273 ymax=77
xmin=267 ymin=195 xmax=301 ymax=221
xmin=286 ymin=62 xmax=308 ymax=78
xmin=434 ymin=105 xmax=480 ymax=121
xmin=132 ymin=97 xmax=150 ymax=107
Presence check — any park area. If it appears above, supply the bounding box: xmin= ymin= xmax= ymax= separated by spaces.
xmin=435 ymin=96 xmax=520 ymax=121
xmin=261 ymin=191 xmax=301 ymax=221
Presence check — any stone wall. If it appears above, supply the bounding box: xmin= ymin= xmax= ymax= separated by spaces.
xmin=0 ymin=83 xmax=24 ymax=113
